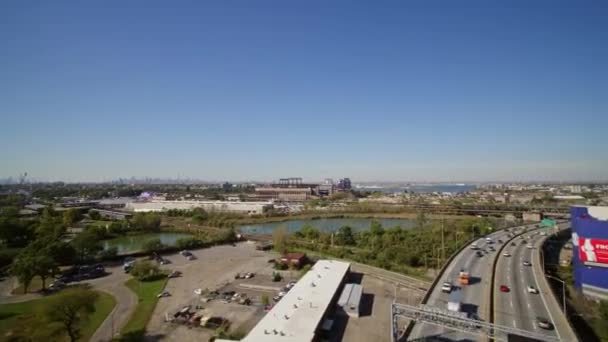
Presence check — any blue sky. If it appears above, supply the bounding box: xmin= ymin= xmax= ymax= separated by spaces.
xmin=1 ymin=1 xmax=607 ymax=182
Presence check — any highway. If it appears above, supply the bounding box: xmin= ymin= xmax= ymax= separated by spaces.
xmin=409 ymin=224 xmax=537 ymax=341
xmin=494 ymin=223 xmax=575 ymax=341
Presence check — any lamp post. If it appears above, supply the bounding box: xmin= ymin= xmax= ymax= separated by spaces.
xmin=545 ymin=274 xmax=567 ymax=317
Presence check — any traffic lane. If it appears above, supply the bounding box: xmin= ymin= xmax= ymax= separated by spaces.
xmin=495 ymin=239 xmax=527 ymax=330
xmin=419 ymin=231 xmax=509 ymax=339
xmin=410 ymin=239 xmax=491 ymax=339
xmin=410 ymin=227 xmax=521 ymax=339
xmin=522 ymin=236 xmax=559 ymax=339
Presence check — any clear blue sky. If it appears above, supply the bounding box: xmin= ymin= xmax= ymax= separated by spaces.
xmin=1 ymin=1 xmax=606 ymax=182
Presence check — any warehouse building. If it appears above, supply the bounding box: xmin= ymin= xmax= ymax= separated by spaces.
xmin=218 ymin=259 xmax=351 ymax=342
xmin=125 ymin=200 xmax=273 ymax=215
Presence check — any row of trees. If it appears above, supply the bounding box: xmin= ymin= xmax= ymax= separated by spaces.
xmin=275 ymin=215 xmax=496 ymax=273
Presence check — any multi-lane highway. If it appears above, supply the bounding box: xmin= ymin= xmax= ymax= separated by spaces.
xmin=494 ymin=222 xmax=577 ymax=341
xmin=409 ymin=224 xmax=532 ymax=341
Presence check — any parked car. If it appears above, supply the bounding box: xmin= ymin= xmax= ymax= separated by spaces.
xmin=48 ymin=280 xmax=66 ymax=291
xmin=187 ymin=255 xmax=196 ymax=260
xmin=244 ymin=272 xmax=254 ymax=279
xmin=157 ymin=291 xmax=171 ymax=298
xmin=168 ymin=270 xmax=182 ymax=278
xmin=180 ymin=250 xmax=192 ymax=257
xmin=194 ymin=288 xmax=203 ymax=295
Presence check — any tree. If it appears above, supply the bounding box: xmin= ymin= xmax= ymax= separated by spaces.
xmin=336 ymin=226 xmax=356 ymax=246
xmin=142 ymin=238 xmax=165 ymax=254
xmin=88 ymin=210 xmax=101 ymax=220
xmin=71 ymin=230 xmax=103 ymax=264
xmin=35 ymin=254 xmax=59 ymax=290
xmin=191 ymin=207 xmax=209 ymax=223
xmin=10 ymin=253 xmax=37 ymax=293
xmin=415 ymin=211 xmax=428 ymax=229
xmin=295 ymin=224 xmax=320 ymax=241
xmin=132 ymin=213 xmax=161 ymax=232
xmin=43 ymin=288 xmax=98 ymax=342
xmin=130 ymin=260 xmax=161 ymax=281
xmin=261 ymin=295 xmax=270 ymax=306
xmin=273 ymin=227 xmax=289 ymax=254
xmin=369 ymin=220 xmax=385 ymax=236
xmin=62 ymin=209 xmax=82 ymax=227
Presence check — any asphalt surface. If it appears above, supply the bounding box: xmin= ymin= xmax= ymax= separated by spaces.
xmin=494 ymin=223 xmax=570 ymax=341
xmin=408 ymin=224 xmax=536 ymax=341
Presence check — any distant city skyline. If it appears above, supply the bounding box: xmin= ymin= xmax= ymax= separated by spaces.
xmin=1 ymin=2 xmax=606 ymax=182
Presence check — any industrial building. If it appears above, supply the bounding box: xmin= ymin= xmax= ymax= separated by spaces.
xmin=125 ymin=200 xmax=273 ymax=215
xmin=337 ymin=283 xmax=362 ymax=317
xmin=571 ymin=206 xmax=608 ymax=300
xmin=254 ymin=187 xmax=312 ymax=202
xmin=218 ymin=259 xmax=351 ymax=342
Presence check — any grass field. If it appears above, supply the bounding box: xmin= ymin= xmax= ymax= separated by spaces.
xmin=120 ymin=277 xmax=168 ymax=337
xmin=0 ymin=289 xmax=116 ymax=341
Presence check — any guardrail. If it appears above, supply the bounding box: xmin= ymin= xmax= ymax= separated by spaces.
xmin=534 ymin=229 xmax=579 ymax=341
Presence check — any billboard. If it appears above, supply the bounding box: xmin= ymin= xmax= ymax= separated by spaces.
xmin=578 ymin=237 xmax=608 ymax=267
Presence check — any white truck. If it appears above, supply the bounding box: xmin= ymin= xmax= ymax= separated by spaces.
xmin=447 ymin=289 xmax=462 ymax=312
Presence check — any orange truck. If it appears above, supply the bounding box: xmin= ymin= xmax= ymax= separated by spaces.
xmin=458 ymin=269 xmax=470 ymax=285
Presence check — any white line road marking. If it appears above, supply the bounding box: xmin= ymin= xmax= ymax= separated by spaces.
xmin=512 ymin=319 xmax=517 ymax=328
xmin=510 ymin=300 xmax=514 ymax=308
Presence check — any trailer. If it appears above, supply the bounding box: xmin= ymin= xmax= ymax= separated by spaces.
xmin=458 ymin=269 xmax=470 ymax=285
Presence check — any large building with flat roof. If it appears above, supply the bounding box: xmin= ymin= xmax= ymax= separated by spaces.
xmin=218 ymin=259 xmax=351 ymax=342
xmin=125 ymin=200 xmax=273 ymax=215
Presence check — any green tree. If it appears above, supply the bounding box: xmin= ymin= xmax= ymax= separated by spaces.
xmin=369 ymin=220 xmax=385 ymax=236
xmin=71 ymin=230 xmax=102 ymax=264
xmin=415 ymin=211 xmax=427 ymax=229
xmin=35 ymin=254 xmax=59 ymax=290
xmin=130 ymin=260 xmax=161 ymax=281
xmin=273 ymin=227 xmax=289 ymax=254
xmin=88 ymin=210 xmax=101 ymax=220
xmin=191 ymin=207 xmax=209 ymax=223
xmin=10 ymin=253 xmax=37 ymax=293
xmin=336 ymin=226 xmax=355 ymax=246
xmin=62 ymin=208 xmax=82 ymax=227
xmin=142 ymin=238 xmax=165 ymax=254
xmin=43 ymin=288 xmax=98 ymax=342
xmin=132 ymin=213 xmax=161 ymax=232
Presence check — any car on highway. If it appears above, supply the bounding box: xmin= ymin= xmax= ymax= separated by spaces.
xmin=502 ymin=252 xmax=511 ymax=257
xmin=527 ymin=285 xmax=539 ymax=294
xmin=536 ymin=317 xmax=554 ymax=330
xmin=476 ymin=251 xmax=484 ymax=257
xmin=526 ymin=244 xmax=534 ymax=249
xmin=441 ymin=281 xmax=452 ymax=293
xmin=522 ymin=261 xmax=532 ymax=266
xmin=511 ymin=242 xmax=516 ymax=246
xmin=500 ymin=285 xmax=510 ymax=293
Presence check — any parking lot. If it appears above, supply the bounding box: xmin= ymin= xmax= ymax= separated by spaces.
xmin=146 ymin=241 xmax=296 ymax=341
xmin=141 ymin=241 xmax=426 ymax=342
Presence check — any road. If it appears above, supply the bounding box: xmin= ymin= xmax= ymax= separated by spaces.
xmin=408 ymin=224 xmax=537 ymax=341
xmin=494 ymin=223 xmax=576 ymax=341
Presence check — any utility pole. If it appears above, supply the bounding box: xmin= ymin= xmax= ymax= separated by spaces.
xmin=441 ymin=217 xmax=445 ymax=262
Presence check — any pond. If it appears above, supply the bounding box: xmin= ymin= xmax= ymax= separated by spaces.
xmin=239 ymin=217 xmax=416 ymax=235
xmin=102 ymin=232 xmax=194 ymax=254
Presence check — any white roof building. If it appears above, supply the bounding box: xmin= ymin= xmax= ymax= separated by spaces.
xmin=218 ymin=259 xmax=350 ymax=342
xmin=124 ymin=199 xmax=273 ymax=215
